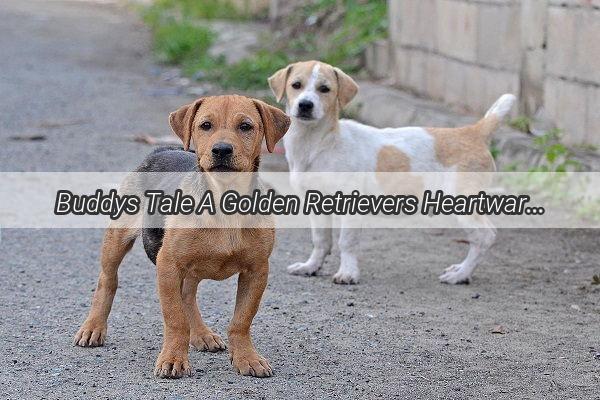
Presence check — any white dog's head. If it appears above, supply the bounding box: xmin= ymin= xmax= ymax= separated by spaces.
xmin=268 ymin=61 xmax=358 ymax=125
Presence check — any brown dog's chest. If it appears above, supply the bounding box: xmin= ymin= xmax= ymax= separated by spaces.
xmin=159 ymin=228 xmax=274 ymax=281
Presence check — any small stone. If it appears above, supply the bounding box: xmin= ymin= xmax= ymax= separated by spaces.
xmin=471 ymin=293 xmax=480 ymax=299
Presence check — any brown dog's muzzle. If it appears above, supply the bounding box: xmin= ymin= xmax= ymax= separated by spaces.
xmin=209 ymin=141 xmax=237 ymax=172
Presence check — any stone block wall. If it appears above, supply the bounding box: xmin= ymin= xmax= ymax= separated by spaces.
xmin=367 ymin=0 xmax=600 ymax=144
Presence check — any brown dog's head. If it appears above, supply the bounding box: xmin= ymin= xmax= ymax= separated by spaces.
xmin=169 ymin=95 xmax=290 ymax=172
xmin=268 ymin=60 xmax=358 ymax=125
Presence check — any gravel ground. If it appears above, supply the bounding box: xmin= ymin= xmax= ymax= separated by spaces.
xmin=0 ymin=1 xmax=598 ymax=399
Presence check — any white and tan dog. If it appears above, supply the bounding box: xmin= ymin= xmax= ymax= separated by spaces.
xmin=269 ymin=60 xmax=516 ymax=285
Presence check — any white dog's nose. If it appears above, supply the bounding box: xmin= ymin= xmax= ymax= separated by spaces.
xmin=298 ymin=100 xmax=314 ymax=112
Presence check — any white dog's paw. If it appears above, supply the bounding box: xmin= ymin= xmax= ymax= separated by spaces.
xmin=332 ymin=270 xmax=359 ymax=285
xmin=287 ymin=261 xmax=320 ymax=276
xmin=439 ymin=264 xmax=471 ymax=284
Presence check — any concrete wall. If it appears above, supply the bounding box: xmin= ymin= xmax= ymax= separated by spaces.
xmin=367 ymin=0 xmax=600 ymax=145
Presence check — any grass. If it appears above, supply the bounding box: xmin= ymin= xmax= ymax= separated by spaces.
xmin=142 ymin=0 xmax=287 ymax=90
xmin=292 ymin=0 xmax=388 ymax=72
xmin=153 ymin=21 xmax=215 ymax=64
xmin=143 ymin=0 xmax=252 ymax=21
xmin=142 ymin=0 xmax=387 ymax=90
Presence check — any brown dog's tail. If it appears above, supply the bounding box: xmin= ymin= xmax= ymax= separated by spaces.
xmin=475 ymin=94 xmax=517 ymax=138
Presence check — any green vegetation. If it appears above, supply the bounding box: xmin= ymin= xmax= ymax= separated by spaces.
xmin=287 ymin=0 xmax=388 ymax=72
xmin=143 ymin=0 xmax=252 ymax=21
xmin=142 ymin=0 xmax=387 ymax=90
xmin=509 ymin=116 xmax=532 ymax=133
xmin=499 ymin=128 xmax=598 ymax=223
xmin=205 ymin=50 xmax=290 ymax=91
xmin=152 ymin=21 xmax=215 ymax=64
xmin=530 ymin=129 xmax=581 ymax=173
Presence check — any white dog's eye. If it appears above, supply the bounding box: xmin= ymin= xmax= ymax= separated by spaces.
xmin=200 ymin=121 xmax=212 ymax=131
xmin=319 ymin=85 xmax=330 ymax=93
xmin=291 ymin=81 xmax=302 ymax=89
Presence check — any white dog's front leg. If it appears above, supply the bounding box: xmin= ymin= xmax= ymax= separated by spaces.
xmin=333 ymin=219 xmax=361 ymax=284
xmin=288 ymin=215 xmax=332 ymax=276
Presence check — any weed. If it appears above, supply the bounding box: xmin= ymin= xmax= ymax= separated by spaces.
xmin=292 ymin=0 xmax=388 ymax=72
xmin=142 ymin=0 xmax=388 ymax=90
xmin=144 ymin=0 xmax=251 ymax=21
xmin=509 ymin=116 xmax=531 ymax=133
xmin=217 ymin=51 xmax=290 ymax=90
xmin=490 ymin=144 xmax=500 ymax=160
xmin=153 ymin=21 xmax=215 ymax=64
xmin=530 ymin=129 xmax=581 ymax=173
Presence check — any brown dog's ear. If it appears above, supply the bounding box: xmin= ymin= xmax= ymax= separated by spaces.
xmin=253 ymin=99 xmax=291 ymax=153
xmin=334 ymin=67 xmax=359 ymax=109
xmin=268 ymin=65 xmax=292 ymax=103
xmin=168 ymin=98 xmax=203 ymax=151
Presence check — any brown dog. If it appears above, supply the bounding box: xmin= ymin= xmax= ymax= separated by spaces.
xmin=73 ymin=95 xmax=290 ymax=378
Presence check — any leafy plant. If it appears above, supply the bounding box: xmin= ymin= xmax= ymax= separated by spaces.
xmin=289 ymin=0 xmax=388 ymax=72
xmin=530 ymin=129 xmax=581 ymax=173
xmin=509 ymin=116 xmax=531 ymax=133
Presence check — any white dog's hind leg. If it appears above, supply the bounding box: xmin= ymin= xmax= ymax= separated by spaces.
xmin=288 ymin=215 xmax=332 ymax=276
xmin=439 ymin=216 xmax=496 ymax=284
xmin=333 ymin=220 xmax=361 ymax=284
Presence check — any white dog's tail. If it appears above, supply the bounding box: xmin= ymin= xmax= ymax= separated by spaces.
xmin=477 ymin=94 xmax=517 ymax=138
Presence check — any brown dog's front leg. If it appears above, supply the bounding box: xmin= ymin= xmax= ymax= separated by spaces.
xmin=154 ymin=253 xmax=192 ymax=379
xmin=74 ymin=228 xmax=136 ymax=347
xmin=182 ymin=277 xmax=226 ymax=352
xmin=228 ymin=264 xmax=272 ymax=378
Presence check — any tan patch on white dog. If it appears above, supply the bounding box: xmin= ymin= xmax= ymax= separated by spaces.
xmin=376 ymin=145 xmax=411 ymax=172
xmin=376 ymin=145 xmax=423 ymax=196
xmin=426 ymin=115 xmax=499 ymax=172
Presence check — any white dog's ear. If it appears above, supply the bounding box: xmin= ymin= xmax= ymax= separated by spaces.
xmin=169 ymin=98 xmax=204 ymax=151
xmin=253 ymin=99 xmax=291 ymax=153
xmin=268 ymin=65 xmax=292 ymax=103
xmin=334 ymin=67 xmax=359 ymax=109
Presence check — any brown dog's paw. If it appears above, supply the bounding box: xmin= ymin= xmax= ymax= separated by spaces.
xmin=230 ymin=351 xmax=273 ymax=378
xmin=73 ymin=320 xmax=107 ymax=347
xmin=190 ymin=331 xmax=227 ymax=352
xmin=154 ymin=351 xmax=192 ymax=379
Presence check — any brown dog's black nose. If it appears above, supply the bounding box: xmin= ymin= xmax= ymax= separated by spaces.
xmin=212 ymin=142 xmax=233 ymax=158
xmin=298 ymin=100 xmax=314 ymax=112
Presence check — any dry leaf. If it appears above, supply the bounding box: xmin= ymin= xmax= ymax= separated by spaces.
xmin=133 ymin=134 xmax=179 ymax=145
xmin=491 ymin=325 xmax=508 ymax=334
xmin=453 ymin=239 xmax=470 ymax=245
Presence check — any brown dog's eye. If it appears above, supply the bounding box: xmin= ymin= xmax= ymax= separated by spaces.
xmin=291 ymin=82 xmax=302 ymax=89
xmin=319 ymin=85 xmax=330 ymax=93
xmin=239 ymin=122 xmax=253 ymax=132
xmin=200 ymin=121 xmax=212 ymax=131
